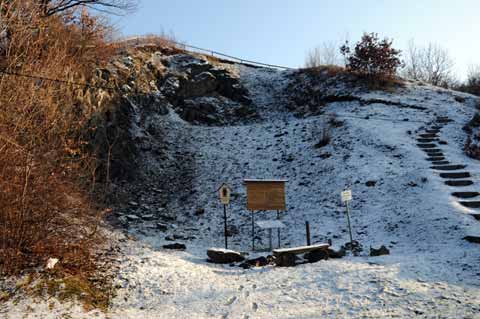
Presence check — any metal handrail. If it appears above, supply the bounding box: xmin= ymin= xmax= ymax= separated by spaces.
xmin=116 ymin=36 xmax=294 ymax=70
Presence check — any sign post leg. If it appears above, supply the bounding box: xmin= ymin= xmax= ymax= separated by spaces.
xmin=306 ymin=221 xmax=311 ymax=246
xmin=269 ymin=229 xmax=272 ymax=251
xmin=223 ymin=204 xmax=228 ymax=249
xmin=276 ymin=210 xmax=281 ymax=248
xmin=251 ymin=211 xmax=255 ymax=251
xmin=346 ymin=201 xmax=354 ymax=248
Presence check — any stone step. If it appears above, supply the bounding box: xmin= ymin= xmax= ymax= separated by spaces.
xmin=417 ymin=138 xmax=438 ymax=143
xmin=423 ymin=148 xmax=442 ymax=154
xmin=426 ymin=129 xmax=440 ymax=134
xmin=439 ymin=172 xmax=471 ymax=179
xmin=418 ymin=143 xmax=437 ymax=149
xmin=452 ymin=192 xmax=480 ymax=199
xmin=419 ymin=133 xmax=438 ymax=139
xmin=445 ymin=180 xmax=474 ymax=187
xmin=436 ymin=118 xmax=452 ymax=123
xmin=431 ymin=165 xmax=467 ymax=171
xmin=431 ymin=125 xmax=443 ymax=130
xmin=464 ymin=236 xmax=480 ymax=244
xmin=432 ymin=160 xmax=450 ymax=165
xmin=459 ymin=201 xmax=480 ymax=208
xmin=426 ymin=157 xmax=446 ymax=162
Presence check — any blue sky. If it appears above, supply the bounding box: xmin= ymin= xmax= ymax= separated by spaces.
xmin=113 ymin=0 xmax=479 ymax=79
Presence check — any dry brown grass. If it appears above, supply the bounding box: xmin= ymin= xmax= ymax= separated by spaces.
xmin=114 ymin=32 xmax=183 ymax=54
xmin=300 ymin=64 xmax=404 ymax=92
xmin=301 ymin=64 xmax=346 ymax=77
xmin=0 ymin=1 xmax=115 ymax=278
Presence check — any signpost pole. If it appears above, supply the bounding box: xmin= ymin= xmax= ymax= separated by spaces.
xmin=276 ymin=210 xmax=281 ymax=248
xmin=223 ymin=204 xmax=228 ymax=249
xmin=345 ymin=201 xmax=354 ymax=247
xmin=251 ymin=211 xmax=255 ymax=251
xmin=306 ymin=221 xmax=311 ymax=246
xmin=218 ymin=183 xmax=231 ymax=250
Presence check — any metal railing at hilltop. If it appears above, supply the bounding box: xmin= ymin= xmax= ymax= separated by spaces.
xmin=116 ymin=36 xmax=294 ymax=70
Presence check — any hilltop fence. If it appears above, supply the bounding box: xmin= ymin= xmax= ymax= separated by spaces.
xmin=116 ymin=36 xmax=294 ymax=70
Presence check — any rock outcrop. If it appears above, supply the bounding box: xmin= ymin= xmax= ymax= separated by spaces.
xmin=207 ymin=248 xmax=245 ymax=264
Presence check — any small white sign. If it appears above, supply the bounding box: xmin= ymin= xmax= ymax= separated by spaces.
xmin=219 ymin=184 xmax=231 ymax=205
xmin=341 ymin=190 xmax=352 ymax=203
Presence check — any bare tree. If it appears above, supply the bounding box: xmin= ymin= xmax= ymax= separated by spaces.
xmin=461 ymin=64 xmax=480 ymax=96
xmin=402 ymin=40 xmax=455 ymax=87
xmin=37 ymin=0 xmax=138 ymax=16
xmin=305 ymin=41 xmax=343 ymax=68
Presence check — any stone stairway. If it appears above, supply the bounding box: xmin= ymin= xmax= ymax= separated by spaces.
xmin=416 ymin=116 xmax=480 ymax=243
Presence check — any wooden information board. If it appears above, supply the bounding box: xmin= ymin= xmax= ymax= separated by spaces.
xmin=245 ymin=179 xmax=287 ymax=211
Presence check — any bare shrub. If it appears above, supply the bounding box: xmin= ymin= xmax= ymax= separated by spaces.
xmin=312 ymin=119 xmax=332 ymax=148
xmin=305 ymin=41 xmax=344 ymax=68
xmin=402 ymin=40 xmax=455 ymax=88
xmin=0 ymin=1 xmax=114 ymax=275
xmin=457 ymin=65 xmax=480 ymax=96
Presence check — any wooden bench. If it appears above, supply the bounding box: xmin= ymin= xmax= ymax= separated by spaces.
xmin=273 ymin=243 xmax=330 ymax=267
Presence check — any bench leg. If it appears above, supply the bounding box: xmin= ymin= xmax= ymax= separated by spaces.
xmin=269 ymin=229 xmax=272 ymax=251
xmin=275 ymin=253 xmax=296 ymax=267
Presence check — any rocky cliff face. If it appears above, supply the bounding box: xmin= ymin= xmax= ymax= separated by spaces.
xmin=90 ymin=47 xmax=257 ymax=183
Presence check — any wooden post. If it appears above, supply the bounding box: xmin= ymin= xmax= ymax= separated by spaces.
xmin=251 ymin=211 xmax=255 ymax=251
xmin=223 ymin=204 xmax=228 ymax=249
xmin=306 ymin=221 xmax=311 ymax=246
xmin=277 ymin=210 xmax=281 ymax=248
xmin=268 ymin=229 xmax=272 ymax=251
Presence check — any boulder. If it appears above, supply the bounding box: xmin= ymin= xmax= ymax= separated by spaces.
xmin=162 ymin=54 xmax=211 ymax=75
xmin=177 ymin=72 xmax=218 ymax=98
xmin=370 ymin=245 xmax=390 ymax=257
xmin=163 ymin=243 xmax=186 ymax=250
xmin=210 ymin=68 xmax=251 ymax=104
xmin=304 ymin=249 xmax=329 ymax=263
xmin=342 ymin=241 xmax=363 ymax=255
xmin=181 ymin=97 xmax=221 ymax=124
xmin=275 ymin=253 xmax=297 ymax=267
xmin=326 ymin=248 xmax=346 ymax=259
xmin=365 ymin=180 xmax=377 ymax=187
xmin=207 ymin=248 xmax=245 ymax=264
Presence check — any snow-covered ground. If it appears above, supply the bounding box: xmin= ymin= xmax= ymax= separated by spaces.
xmin=4 ymin=65 xmax=480 ymax=318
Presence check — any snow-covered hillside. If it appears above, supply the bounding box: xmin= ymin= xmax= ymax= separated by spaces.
xmin=4 ymin=61 xmax=480 ymax=318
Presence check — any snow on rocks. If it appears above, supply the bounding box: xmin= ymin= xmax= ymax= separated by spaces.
xmin=206 ymin=248 xmax=245 ymax=264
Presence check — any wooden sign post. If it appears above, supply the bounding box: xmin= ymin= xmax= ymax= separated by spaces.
xmin=341 ymin=189 xmax=354 ymax=249
xmin=244 ymin=179 xmax=287 ymax=251
xmin=219 ymin=184 xmax=231 ymax=249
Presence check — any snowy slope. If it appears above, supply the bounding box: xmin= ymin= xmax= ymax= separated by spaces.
xmin=4 ymin=65 xmax=480 ymax=319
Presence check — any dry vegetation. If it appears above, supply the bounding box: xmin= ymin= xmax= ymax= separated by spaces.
xmin=0 ymin=0 xmax=116 ymax=281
